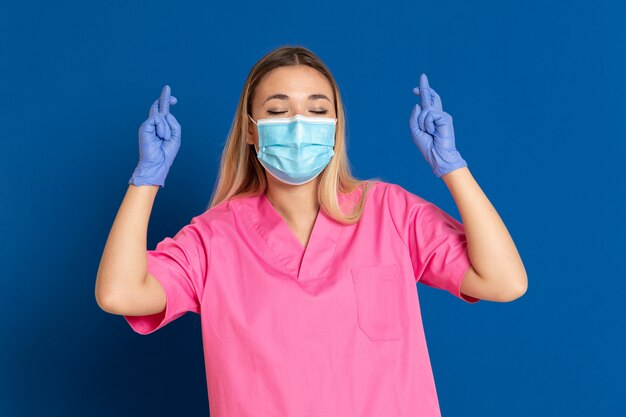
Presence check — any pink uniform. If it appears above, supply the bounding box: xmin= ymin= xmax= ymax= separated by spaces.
xmin=124 ymin=179 xmax=480 ymax=416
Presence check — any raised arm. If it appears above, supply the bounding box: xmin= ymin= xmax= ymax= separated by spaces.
xmin=443 ymin=167 xmax=527 ymax=302
xmin=95 ymin=185 xmax=167 ymax=316
xmin=96 ymin=84 xmax=181 ymax=315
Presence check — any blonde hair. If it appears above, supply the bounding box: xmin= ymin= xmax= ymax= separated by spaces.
xmin=207 ymin=44 xmax=381 ymax=225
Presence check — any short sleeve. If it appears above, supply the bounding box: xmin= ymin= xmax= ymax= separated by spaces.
xmin=123 ymin=216 xmax=211 ymax=334
xmin=385 ymin=183 xmax=480 ymax=303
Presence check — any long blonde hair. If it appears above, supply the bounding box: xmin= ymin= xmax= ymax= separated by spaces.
xmin=207 ymin=44 xmax=381 ymax=225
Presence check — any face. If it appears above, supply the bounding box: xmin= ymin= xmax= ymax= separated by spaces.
xmin=246 ymin=65 xmax=337 ymax=153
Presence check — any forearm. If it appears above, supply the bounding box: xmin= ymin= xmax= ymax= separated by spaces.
xmin=95 ymin=184 xmax=159 ymax=307
xmin=441 ymin=167 xmax=527 ymax=294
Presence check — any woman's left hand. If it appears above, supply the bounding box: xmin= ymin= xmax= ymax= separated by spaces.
xmin=409 ymin=73 xmax=467 ymax=177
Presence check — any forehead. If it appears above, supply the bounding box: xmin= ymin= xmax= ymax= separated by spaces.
xmin=255 ymin=65 xmax=334 ymax=101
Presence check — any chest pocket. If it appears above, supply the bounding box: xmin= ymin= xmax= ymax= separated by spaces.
xmin=351 ymin=264 xmax=410 ymax=341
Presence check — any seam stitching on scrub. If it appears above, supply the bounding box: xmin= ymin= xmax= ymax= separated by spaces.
xmin=322 ymin=220 xmax=345 ymax=278
xmin=385 ymin=183 xmax=412 ymax=255
xmin=240 ymin=195 xmax=297 ymax=275
xmin=150 ymin=249 xmax=202 ymax=315
xmin=253 ymin=215 xmax=295 ymax=274
xmin=233 ymin=225 xmax=264 ymax=400
xmin=199 ymin=220 xmax=213 ymax=310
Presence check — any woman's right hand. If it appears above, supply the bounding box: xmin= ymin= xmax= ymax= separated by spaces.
xmin=128 ymin=85 xmax=181 ymax=188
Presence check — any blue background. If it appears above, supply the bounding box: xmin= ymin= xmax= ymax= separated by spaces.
xmin=2 ymin=0 xmax=624 ymax=416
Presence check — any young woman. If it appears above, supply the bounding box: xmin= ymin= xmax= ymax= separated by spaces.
xmin=95 ymin=45 xmax=527 ymax=417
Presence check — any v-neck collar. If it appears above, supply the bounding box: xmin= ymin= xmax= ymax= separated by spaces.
xmin=236 ymin=188 xmax=362 ymax=282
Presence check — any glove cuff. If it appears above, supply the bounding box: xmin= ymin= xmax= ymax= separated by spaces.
xmin=433 ymin=151 xmax=467 ymax=178
xmin=128 ymin=160 xmax=169 ymax=188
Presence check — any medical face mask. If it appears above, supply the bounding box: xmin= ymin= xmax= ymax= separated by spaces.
xmin=248 ymin=113 xmax=337 ymax=185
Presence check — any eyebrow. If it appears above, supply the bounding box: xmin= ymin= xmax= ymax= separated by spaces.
xmin=263 ymin=93 xmax=331 ymax=104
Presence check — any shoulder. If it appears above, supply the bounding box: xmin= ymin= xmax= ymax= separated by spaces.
xmin=366 ymin=180 xmax=430 ymax=209
xmin=190 ymin=195 xmax=245 ymax=232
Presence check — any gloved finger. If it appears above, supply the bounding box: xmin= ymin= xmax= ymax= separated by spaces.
xmin=425 ymin=111 xmax=436 ymax=135
xmin=155 ymin=113 xmax=166 ymax=138
xmin=427 ymin=87 xmax=442 ymax=110
xmin=409 ymin=103 xmax=422 ymax=133
xmin=433 ymin=89 xmax=442 ymax=110
xmin=158 ymin=85 xmax=171 ymax=115
xmin=139 ymin=114 xmax=157 ymax=136
xmin=149 ymin=99 xmax=159 ymax=118
xmin=165 ymin=113 xmax=181 ymax=140
xmin=419 ymin=73 xmax=432 ymax=109
xmin=412 ymin=86 xmax=433 ymax=111
xmin=162 ymin=111 xmax=173 ymax=140
xmin=413 ymin=87 xmax=441 ymax=109
xmin=150 ymin=96 xmax=177 ymax=116
xmin=418 ymin=105 xmax=429 ymax=132
xmin=428 ymin=109 xmax=453 ymax=126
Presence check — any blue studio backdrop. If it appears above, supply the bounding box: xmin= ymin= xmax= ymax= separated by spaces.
xmin=1 ymin=0 xmax=624 ymax=416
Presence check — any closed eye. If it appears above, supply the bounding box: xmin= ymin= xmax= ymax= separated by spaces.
xmin=267 ymin=110 xmax=328 ymax=115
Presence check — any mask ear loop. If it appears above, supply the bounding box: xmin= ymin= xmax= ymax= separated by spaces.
xmin=247 ymin=114 xmax=260 ymax=154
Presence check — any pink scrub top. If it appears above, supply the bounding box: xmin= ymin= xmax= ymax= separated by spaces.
xmin=124 ymin=179 xmax=480 ymax=416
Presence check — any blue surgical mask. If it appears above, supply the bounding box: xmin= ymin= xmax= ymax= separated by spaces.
xmin=249 ymin=113 xmax=337 ymax=185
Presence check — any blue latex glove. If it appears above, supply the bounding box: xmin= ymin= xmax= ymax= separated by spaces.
xmin=409 ymin=73 xmax=467 ymax=178
xmin=128 ymin=85 xmax=181 ymax=188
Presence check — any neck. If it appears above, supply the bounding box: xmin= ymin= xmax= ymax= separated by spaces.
xmin=265 ymin=176 xmax=321 ymax=224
